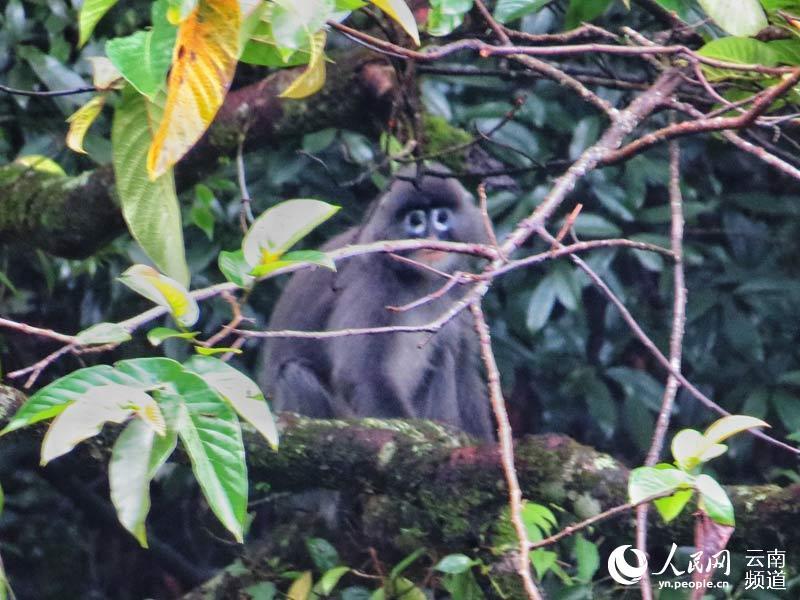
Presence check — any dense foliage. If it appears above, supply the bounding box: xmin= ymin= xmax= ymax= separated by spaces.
xmin=1 ymin=0 xmax=800 ymax=598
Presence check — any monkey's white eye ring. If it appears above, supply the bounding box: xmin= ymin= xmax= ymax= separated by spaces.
xmin=431 ymin=207 xmax=452 ymax=233
xmin=404 ymin=209 xmax=428 ymax=236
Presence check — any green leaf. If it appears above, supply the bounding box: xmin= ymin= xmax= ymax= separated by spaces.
xmin=1 ymin=365 xmax=140 ymax=435
xmin=305 ymin=536 xmax=340 ymax=572
xmin=79 ymin=0 xmax=120 ymax=46
xmin=526 ymin=276 xmax=556 ymax=332
xmin=441 ymin=570 xmax=484 ymax=600
xmin=218 ymin=249 xmax=255 ymax=288
xmin=573 ymin=535 xmax=600 ymax=582
xmin=572 ymin=213 xmax=622 ymax=238
xmin=194 ymin=346 xmax=242 ymax=356
xmin=242 ymin=199 xmax=339 ymax=267
xmin=115 ymin=356 xmax=187 ymax=385
xmin=106 ymin=0 xmax=177 ymax=98
xmin=654 ymin=488 xmax=693 ymax=522
xmin=184 ymin=356 xmax=278 ymax=448
xmin=314 ymin=566 xmax=349 ymax=596
xmin=778 ymin=370 xmax=800 ymax=386
xmin=250 ymin=249 xmax=336 ymax=277
xmin=40 ymin=384 xmax=150 ymax=464
xmin=606 ymin=366 xmax=663 ymax=412
xmin=530 ymin=549 xmax=557 ymax=579
xmin=376 ymin=578 xmax=426 ymax=600
xmin=17 ymin=45 xmax=88 ymax=113
xmin=697 ymin=37 xmax=779 ymax=80
xmin=163 ymin=372 xmax=248 ymax=541
xmin=241 ymin=28 xmax=312 ymax=68
xmin=435 ymin=554 xmax=477 ymax=574
xmin=287 ymin=571 xmax=313 ymax=600
xmin=695 ymin=474 xmax=735 ymax=525
xmin=109 ymin=418 xmax=177 ymax=546
xmin=390 ymin=548 xmax=425 ymax=579
xmin=119 ymin=264 xmax=198 ymax=327
xmin=427 ymin=0 xmax=473 ymax=36
xmin=243 ymin=582 xmax=277 ymax=600
xmin=771 ymin=389 xmax=800 ymax=432
xmin=147 ymin=326 xmax=199 ymax=346
xmin=112 ymin=87 xmax=189 ymax=285
xmin=521 ymin=501 xmax=557 ymax=537
xmin=671 ymin=428 xmax=724 ymax=471
xmin=565 ymin=0 xmax=613 ymax=29
xmin=191 ymin=203 xmax=214 ymax=239
xmin=698 ymin=0 xmax=767 ymax=36
xmin=493 ymin=0 xmax=549 ymax=23
xmin=628 ymin=466 xmax=690 ymax=504
xmin=75 ymin=322 xmax=132 ymax=345
xmin=271 ymin=0 xmax=333 ymax=51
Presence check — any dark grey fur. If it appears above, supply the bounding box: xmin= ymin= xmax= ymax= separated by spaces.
xmin=260 ymin=170 xmax=494 ymax=440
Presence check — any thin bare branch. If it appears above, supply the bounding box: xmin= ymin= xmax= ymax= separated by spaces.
xmin=636 ymin=138 xmax=687 ymax=599
xmin=536 ymin=227 xmax=799 ymax=456
xmin=471 ymin=302 xmax=544 ymax=600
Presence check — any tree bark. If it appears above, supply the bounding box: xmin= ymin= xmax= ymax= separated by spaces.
xmin=0 ymin=51 xmax=395 ymax=257
xmin=0 ymin=386 xmax=795 ymax=556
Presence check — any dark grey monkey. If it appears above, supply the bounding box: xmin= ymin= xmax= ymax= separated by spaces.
xmin=260 ymin=167 xmax=495 ymax=440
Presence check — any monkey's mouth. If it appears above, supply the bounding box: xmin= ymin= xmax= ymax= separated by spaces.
xmin=413 ymin=249 xmax=451 ymax=266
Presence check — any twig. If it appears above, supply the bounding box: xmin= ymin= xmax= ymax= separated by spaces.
xmin=493 ymin=238 xmax=674 ymax=278
xmin=503 ymin=23 xmax=618 ymax=45
xmin=636 ymin=138 xmax=687 ymax=599
xmin=202 ymin=290 xmax=245 ymax=348
xmin=552 ymin=204 xmax=583 ymax=248
xmin=236 ymin=137 xmax=254 ymax=233
xmin=470 ymin=302 xmax=544 ymax=600
xmin=536 ymin=227 xmax=799 ymax=456
xmin=498 ymin=71 xmax=682 ymax=257
xmin=602 ymin=70 xmax=800 ymax=165
xmin=0 ymin=83 xmax=96 ymax=97
xmin=668 ymin=99 xmax=800 ymax=181
xmin=477 ymin=182 xmax=505 ymax=261
xmin=0 ymin=318 xmax=76 ymax=344
xmin=529 ymin=491 xmax=672 ymax=550
xmin=12 ymin=344 xmax=75 ymax=388
xmin=327 ymin=20 xmax=796 ymax=75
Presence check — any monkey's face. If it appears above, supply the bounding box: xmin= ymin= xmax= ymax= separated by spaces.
xmin=399 ymin=205 xmax=461 ymax=269
xmin=359 ymin=175 xmax=486 ymax=274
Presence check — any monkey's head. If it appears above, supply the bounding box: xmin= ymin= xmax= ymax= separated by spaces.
xmin=357 ymin=166 xmax=486 ymax=275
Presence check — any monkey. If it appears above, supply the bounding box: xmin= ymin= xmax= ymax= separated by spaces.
xmin=260 ymin=166 xmax=495 ymax=440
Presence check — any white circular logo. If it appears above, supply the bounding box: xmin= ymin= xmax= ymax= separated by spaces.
xmin=607 ymin=545 xmax=648 ymax=585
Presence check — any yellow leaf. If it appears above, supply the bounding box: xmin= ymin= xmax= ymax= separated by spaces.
xmin=13 ymin=155 xmax=66 ymax=176
xmin=703 ymin=415 xmax=769 ymax=445
xmin=369 ymin=0 xmax=420 ymax=45
xmin=147 ymin=0 xmax=241 ymax=179
xmin=279 ymin=32 xmax=327 ymax=99
xmin=119 ymin=264 xmax=200 ymax=327
xmin=66 ymin=95 xmax=107 ymax=154
xmin=287 ymin=571 xmax=313 ymax=600
xmin=136 ymin=396 xmax=167 ymax=436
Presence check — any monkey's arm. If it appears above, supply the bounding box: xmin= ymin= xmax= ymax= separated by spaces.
xmin=270 ymin=360 xmax=350 ymax=418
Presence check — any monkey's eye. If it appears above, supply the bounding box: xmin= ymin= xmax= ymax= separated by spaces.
xmin=403 ymin=209 xmax=428 ymax=236
xmin=430 ymin=208 xmax=452 ymax=233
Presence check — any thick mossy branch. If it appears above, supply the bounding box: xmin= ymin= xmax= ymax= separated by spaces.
xmin=0 ymin=51 xmax=395 ymax=258
xmin=246 ymin=415 xmax=799 ymax=553
xmin=0 ymin=381 xmax=796 ymax=555
xmin=0 ymin=164 xmax=122 ymax=257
